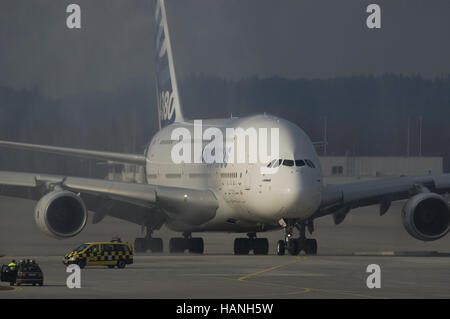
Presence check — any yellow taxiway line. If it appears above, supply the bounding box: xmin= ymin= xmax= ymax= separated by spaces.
xmin=236 ymin=255 xmax=385 ymax=299
xmin=238 ymin=256 xmax=307 ymax=281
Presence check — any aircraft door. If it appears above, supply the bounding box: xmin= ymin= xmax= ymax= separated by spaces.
xmin=244 ymin=164 xmax=253 ymax=191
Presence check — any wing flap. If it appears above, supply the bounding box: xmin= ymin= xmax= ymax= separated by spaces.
xmin=0 ymin=171 xmax=39 ymax=187
xmin=63 ymin=176 xmax=157 ymax=204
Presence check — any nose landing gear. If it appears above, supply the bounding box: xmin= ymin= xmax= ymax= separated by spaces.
xmin=277 ymin=219 xmax=318 ymax=256
xmin=234 ymin=233 xmax=269 ymax=255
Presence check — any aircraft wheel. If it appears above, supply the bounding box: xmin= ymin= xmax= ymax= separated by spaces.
xmin=277 ymin=240 xmax=286 ymax=256
xmin=188 ymin=238 xmax=204 ymax=254
xmin=253 ymin=238 xmax=269 ymax=255
xmin=304 ymin=239 xmax=317 ymax=255
xmin=287 ymin=239 xmax=299 ymax=255
xmin=134 ymin=238 xmax=147 ymax=253
xmin=169 ymin=238 xmax=186 ymax=253
xmin=234 ymin=238 xmax=250 ymax=255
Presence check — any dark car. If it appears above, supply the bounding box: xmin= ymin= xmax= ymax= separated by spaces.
xmin=15 ymin=263 xmax=43 ymax=286
xmin=1 ymin=264 xmax=17 ymax=286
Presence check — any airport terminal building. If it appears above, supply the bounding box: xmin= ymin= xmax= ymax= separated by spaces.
xmin=320 ymin=156 xmax=443 ymax=185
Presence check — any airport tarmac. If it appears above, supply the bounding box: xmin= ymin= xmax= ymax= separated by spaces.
xmin=1 ymin=196 xmax=450 ymax=298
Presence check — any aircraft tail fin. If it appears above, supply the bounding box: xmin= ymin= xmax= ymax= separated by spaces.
xmin=154 ymin=0 xmax=185 ymax=128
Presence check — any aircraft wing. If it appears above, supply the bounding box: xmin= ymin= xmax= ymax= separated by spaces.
xmin=0 ymin=140 xmax=147 ymax=165
xmin=0 ymin=171 xmax=218 ymax=227
xmin=313 ymin=174 xmax=450 ymax=224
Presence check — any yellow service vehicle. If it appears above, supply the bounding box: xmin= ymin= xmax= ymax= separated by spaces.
xmin=63 ymin=242 xmax=133 ymax=269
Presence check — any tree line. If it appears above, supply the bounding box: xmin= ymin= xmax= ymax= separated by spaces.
xmin=0 ymin=73 xmax=449 ymax=176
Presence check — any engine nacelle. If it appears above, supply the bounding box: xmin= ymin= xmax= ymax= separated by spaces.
xmin=34 ymin=191 xmax=88 ymax=239
xmin=402 ymin=192 xmax=450 ymax=241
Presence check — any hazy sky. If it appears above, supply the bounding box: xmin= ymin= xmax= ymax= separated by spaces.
xmin=1 ymin=0 xmax=449 ymax=98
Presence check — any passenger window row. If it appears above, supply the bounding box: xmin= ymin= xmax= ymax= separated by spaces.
xmin=267 ymin=159 xmax=316 ymax=169
xmin=220 ymin=172 xmax=238 ymax=179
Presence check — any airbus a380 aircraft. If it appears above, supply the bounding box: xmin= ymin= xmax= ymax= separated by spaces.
xmin=1 ymin=0 xmax=450 ymax=256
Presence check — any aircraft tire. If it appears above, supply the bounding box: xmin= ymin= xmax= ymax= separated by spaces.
xmin=304 ymin=239 xmax=317 ymax=255
xmin=134 ymin=238 xmax=147 ymax=253
xmin=287 ymin=240 xmax=299 ymax=255
xmin=169 ymin=238 xmax=186 ymax=253
xmin=253 ymin=238 xmax=269 ymax=255
xmin=149 ymin=238 xmax=163 ymax=253
xmin=277 ymin=240 xmax=286 ymax=256
xmin=188 ymin=238 xmax=204 ymax=254
xmin=234 ymin=238 xmax=250 ymax=255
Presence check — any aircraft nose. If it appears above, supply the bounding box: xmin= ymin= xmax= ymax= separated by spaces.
xmin=280 ymin=178 xmax=302 ymax=209
xmin=280 ymin=173 xmax=322 ymax=218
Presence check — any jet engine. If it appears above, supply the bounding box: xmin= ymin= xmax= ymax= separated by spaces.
xmin=34 ymin=190 xmax=88 ymax=239
xmin=402 ymin=192 xmax=450 ymax=241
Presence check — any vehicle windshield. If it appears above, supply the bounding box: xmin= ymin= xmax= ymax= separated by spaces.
xmin=21 ymin=265 xmax=41 ymax=273
xmin=73 ymin=244 xmax=89 ymax=252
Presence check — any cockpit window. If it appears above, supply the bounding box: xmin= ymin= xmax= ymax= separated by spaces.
xmin=267 ymin=159 xmax=277 ymax=168
xmin=295 ymin=160 xmax=305 ymax=167
xmin=269 ymin=159 xmax=306 ymax=168
xmin=282 ymin=160 xmax=294 ymax=167
xmin=272 ymin=159 xmax=282 ymax=168
xmin=305 ymin=159 xmax=316 ymax=168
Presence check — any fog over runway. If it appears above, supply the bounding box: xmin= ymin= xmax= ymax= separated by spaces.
xmin=1 ymin=196 xmax=450 ymax=298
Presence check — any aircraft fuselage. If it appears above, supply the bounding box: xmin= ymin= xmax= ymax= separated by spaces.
xmin=144 ymin=114 xmax=323 ymax=233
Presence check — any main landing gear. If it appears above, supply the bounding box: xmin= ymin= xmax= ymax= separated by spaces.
xmin=277 ymin=220 xmax=317 ymax=256
xmin=234 ymin=233 xmax=269 ymax=255
xmin=169 ymin=232 xmax=204 ymax=254
xmin=134 ymin=227 xmax=163 ymax=253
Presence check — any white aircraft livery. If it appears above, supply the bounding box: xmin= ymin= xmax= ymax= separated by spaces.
xmin=1 ymin=0 xmax=450 ymax=256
